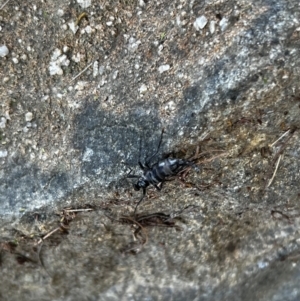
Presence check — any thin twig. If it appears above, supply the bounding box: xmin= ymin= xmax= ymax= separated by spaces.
xmin=271 ymin=129 xmax=295 ymax=164
xmin=188 ymin=145 xmax=199 ymax=161
xmin=120 ymin=216 xmax=148 ymax=245
xmin=63 ymin=208 xmax=93 ymax=213
xmin=267 ymin=154 xmax=282 ymax=187
xmin=37 ymin=227 xmax=61 ymax=245
xmin=0 ymin=0 xmax=10 ymax=10
xmin=71 ymin=62 xmax=93 ymax=81
xmin=271 ymin=129 xmax=290 ymax=147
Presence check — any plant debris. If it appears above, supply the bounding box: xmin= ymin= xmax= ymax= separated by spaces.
xmin=107 ymin=205 xmax=199 ymax=255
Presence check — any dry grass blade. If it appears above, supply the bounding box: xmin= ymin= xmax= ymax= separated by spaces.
xmin=0 ymin=0 xmax=10 ymax=10
xmin=271 ymin=129 xmax=290 ymax=147
xmin=71 ymin=62 xmax=93 ymax=81
xmin=265 ymin=127 xmax=297 ymax=188
xmin=36 ymin=207 xmax=94 ymax=245
xmin=112 ymin=206 xmax=196 ymax=255
xmin=37 ymin=227 xmax=62 ymax=245
xmin=119 ymin=215 xmax=148 ymax=245
xmin=267 ymin=154 xmax=282 ymax=188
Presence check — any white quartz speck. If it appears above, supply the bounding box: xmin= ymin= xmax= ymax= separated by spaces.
xmin=57 ymin=9 xmax=64 ymax=17
xmin=113 ymin=70 xmax=119 ymax=79
xmin=0 ymin=117 xmax=6 ymax=129
xmin=219 ymin=18 xmax=229 ymax=31
xmin=128 ymin=37 xmax=141 ymax=52
xmin=51 ymin=48 xmax=62 ymax=61
xmin=0 ymin=45 xmax=9 ymax=57
xmin=0 ymin=149 xmax=8 ymax=158
xmin=93 ymin=61 xmax=99 ymax=77
xmin=68 ymin=21 xmax=79 ymax=34
xmin=158 ymin=44 xmax=164 ymax=54
xmin=209 ymin=21 xmax=216 ymax=34
xmin=49 ymin=50 xmax=70 ymax=76
xmin=139 ymin=84 xmax=147 ymax=93
xmin=158 ymin=64 xmax=170 ymax=73
xmin=25 ymin=112 xmax=33 ymax=122
xmin=77 ymin=0 xmax=91 ymax=9
xmin=72 ymin=52 xmax=82 ymax=63
xmin=99 ymin=65 xmax=105 ymax=75
xmin=165 ymin=101 xmax=176 ymax=111
xmin=85 ymin=25 xmax=93 ymax=34
xmin=82 ymin=147 xmax=94 ymax=162
xmin=75 ymin=81 xmax=88 ymax=91
xmin=194 ymin=16 xmax=208 ymax=31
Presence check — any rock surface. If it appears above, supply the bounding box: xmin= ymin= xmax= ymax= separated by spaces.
xmin=0 ymin=0 xmax=300 ymax=300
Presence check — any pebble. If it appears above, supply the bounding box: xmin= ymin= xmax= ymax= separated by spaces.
xmin=57 ymin=9 xmax=64 ymax=17
xmin=85 ymin=25 xmax=93 ymax=34
xmin=51 ymin=48 xmax=62 ymax=61
xmin=25 ymin=112 xmax=33 ymax=122
xmin=49 ymin=49 xmax=70 ymax=76
xmin=219 ymin=18 xmax=229 ymax=31
xmin=72 ymin=52 xmax=81 ymax=63
xmin=0 ymin=117 xmax=6 ymax=128
xmin=99 ymin=65 xmax=105 ymax=75
xmin=128 ymin=37 xmax=141 ymax=52
xmin=77 ymin=0 xmax=91 ymax=9
xmin=158 ymin=44 xmax=164 ymax=54
xmin=82 ymin=147 xmax=94 ymax=162
xmin=194 ymin=16 xmax=208 ymax=31
xmin=0 ymin=149 xmax=8 ymax=158
xmin=209 ymin=21 xmax=216 ymax=34
xmin=112 ymin=70 xmax=119 ymax=79
xmin=139 ymin=84 xmax=147 ymax=93
xmin=158 ymin=64 xmax=170 ymax=73
xmin=75 ymin=81 xmax=88 ymax=91
xmin=139 ymin=0 xmax=145 ymax=7
xmin=0 ymin=45 xmax=9 ymax=57
xmin=68 ymin=21 xmax=79 ymax=34
xmin=93 ymin=61 xmax=99 ymax=77
xmin=165 ymin=100 xmax=176 ymax=111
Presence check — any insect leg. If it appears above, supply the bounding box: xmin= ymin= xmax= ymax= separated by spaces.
xmin=138 ymin=161 xmax=145 ymax=170
xmin=127 ymin=174 xmax=140 ymax=179
xmin=187 ymin=161 xmax=200 ymax=172
xmin=134 ymin=188 xmax=146 ymax=215
xmin=145 ymin=128 xmax=165 ymax=167
xmin=153 ymin=183 xmax=162 ymax=191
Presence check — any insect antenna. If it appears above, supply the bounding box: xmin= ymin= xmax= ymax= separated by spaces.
xmin=145 ymin=128 xmax=165 ymax=167
xmin=133 ymin=188 xmax=146 ymax=215
xmin=137 ymin=133 xmax=146 ymax=170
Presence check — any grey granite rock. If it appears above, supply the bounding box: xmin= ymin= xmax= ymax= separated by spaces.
xmin=0 ymin=0 xmax=300 ymax=300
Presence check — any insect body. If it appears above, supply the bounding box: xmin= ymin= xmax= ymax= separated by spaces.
xmin=134 ymin=158 xmax=195 ymax=191
xmin=128 ymin=130 xmax=198 ymax=214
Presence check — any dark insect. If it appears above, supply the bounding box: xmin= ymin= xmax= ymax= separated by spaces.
xmin=127 ymin=129 xmax=199 ymax=214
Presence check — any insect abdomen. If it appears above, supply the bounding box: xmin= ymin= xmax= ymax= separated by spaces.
xmin=146 ymin=158 xmax=188 ymax=185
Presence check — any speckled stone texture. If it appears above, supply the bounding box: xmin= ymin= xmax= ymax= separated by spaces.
xmin=0 ymin=0 xmax=300 ymax=300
